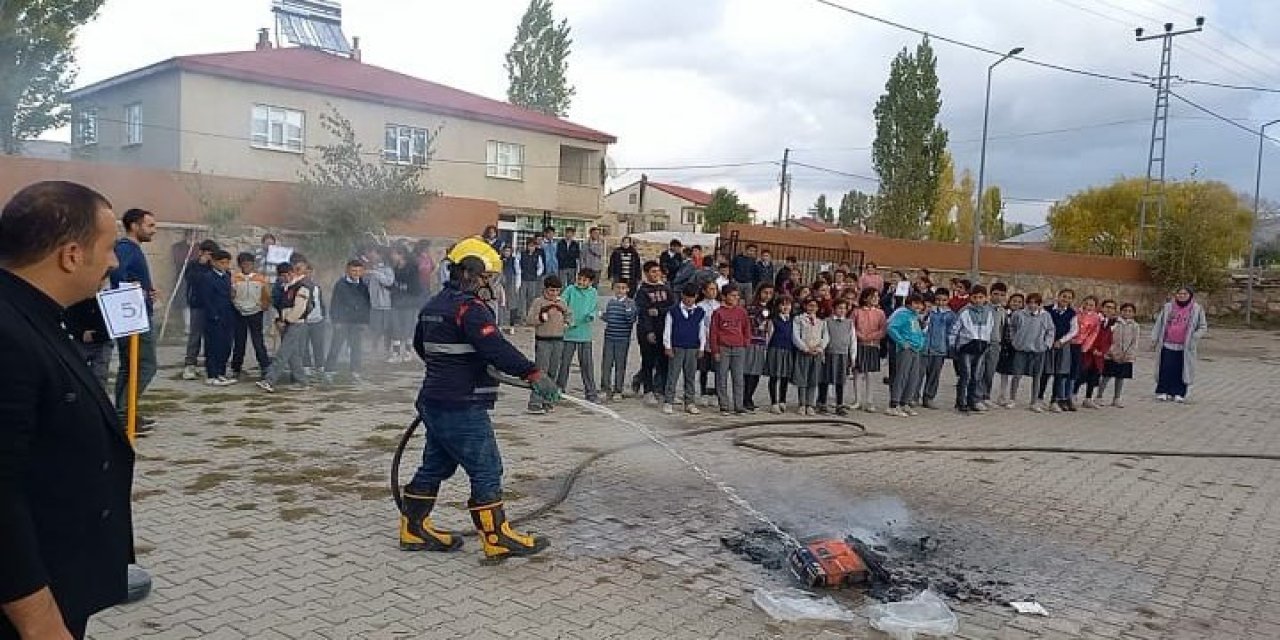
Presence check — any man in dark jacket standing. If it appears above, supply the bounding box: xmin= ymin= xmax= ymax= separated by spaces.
xmin=325 ymin=259 xmax=372 ymax=383
xmin=0 ymin=181 xmax=135 ymax=639
xmin=181 ymin=239 xmax=218 ymax=380
xmin=555 ymin=227 xmax=581 ymax=286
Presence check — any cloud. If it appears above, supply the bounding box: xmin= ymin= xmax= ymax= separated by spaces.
xmin=62 ymin=0 xmax=1280 ymax=226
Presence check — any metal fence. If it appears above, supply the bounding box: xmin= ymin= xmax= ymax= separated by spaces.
xmin=715 ymin=229 xmax=866 ymax=285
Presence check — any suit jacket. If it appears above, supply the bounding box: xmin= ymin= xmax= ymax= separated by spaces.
xmin=0 ymin=269 xmax=134 ymax=639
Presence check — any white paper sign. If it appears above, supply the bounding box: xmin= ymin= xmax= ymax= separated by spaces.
xmin=266 ymin=245 xmax=294 ymax=265
xmin=894 ymin=281 xmax=911 ymax=297
xmin=96 ymin=283 xmax=151 ymax=339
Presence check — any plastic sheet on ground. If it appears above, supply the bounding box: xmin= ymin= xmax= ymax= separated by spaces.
xmin=752 ymin=587 xmax=858 ymax=623
xmin=865 ymin=589 xmax=958 ymax=639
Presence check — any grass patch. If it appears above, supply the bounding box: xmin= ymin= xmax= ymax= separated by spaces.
xmin=373 ymin=422 xmax=405 ymax=432
xmin=185 ymin=472 xmax=234 ymax=493
xmin=172 ymin=458 xmax=211 ymax=466
xmin=188 ymin=393 xmax=243 ymax=405
xmin=318 ymin=403 xmax=352 ymax=413
xmin=226 ymin=530 xmax=253 ymax=539
xmin=279 ymin=506 xmax=320 ymax=522
xmin=232 ymin=502 xmax=258 ymax=511
xmin=358 ymin=434 xmax=398 ymax=450
xmin=287 ymin=417 xmax=324 ymax=427
xmin=212 ymin=435 xmax=271 ymax=450
xmin=251 ymin=450 xmax=297 ymax=463
xmin=235 ymin=416 xmax=274 ymax=430
xmin=133 ymin=488 xmax=166 ymax=500
xmin=139 ymin=400 xmax=181 ymax=415
xmin=200 ymin=406 xmax=225 ymax=415
xmin=275 ymin=489 xmax=299 ymax=503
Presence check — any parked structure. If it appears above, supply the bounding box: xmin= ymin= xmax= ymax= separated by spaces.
xmin=606 ymin=179 xmax=713 ymax=234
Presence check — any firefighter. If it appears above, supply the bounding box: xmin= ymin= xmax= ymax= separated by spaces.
xmin=399 ymin=236 xmax=561 ymax=561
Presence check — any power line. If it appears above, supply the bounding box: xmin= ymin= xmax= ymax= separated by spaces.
xmin=788 ymin=160 xmax=878 ymax=183
xmin=1180 ymin=78 xmax=1280 ymax=94
xmin=813 ymin=0 xmax=1280 ymax=95
xmin=810 ymin=0 xmax=1148 ymax=85
xmin=1167 ymin=90 xmax=1280 ymax=143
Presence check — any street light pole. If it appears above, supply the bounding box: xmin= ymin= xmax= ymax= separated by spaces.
xmin=1246 ymin=118 xmax=1280 ymax=326
xmin=971 ymin=47 xmax=1023 ymax=282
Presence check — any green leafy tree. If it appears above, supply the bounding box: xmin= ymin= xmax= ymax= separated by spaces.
xmin=1047 ymin=178 xmax=1146 ymax=256
xmin=980 ymin=185 xmax=1006 ymax=241
xmin=1005 ymin=221 xmax=1028 ymax=238
xmin=953 ymin=169 xmax=977 ymax=243
xmin=702 ymin=187 xmax=752 ymax=232
xmin=1147 ymin=181 xmax=1251 ymax=292
xmin=0 ymin=0 xmax=103 ymax=154
xmin=871 ymin=36 xmax=949 ymax=239
xmin=180 ymin=163 xmax=257 ymax=236
xmin=838 ymin=189 xmax=876 ymax=232
xmin=927 ymin=151 xmax=957 ymax=242
xmin=811 ymin=194 xmax=833 ymax=223
xmin=505 ymin=0 xmax=575 ymax=117
xmin=297 ymin=106 xmax=436 ymax=259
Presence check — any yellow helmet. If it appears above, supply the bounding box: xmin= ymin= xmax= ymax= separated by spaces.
xmin=447 ymin=235 xmax=502 ymax=274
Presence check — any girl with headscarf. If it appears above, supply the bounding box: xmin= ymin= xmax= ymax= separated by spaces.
xmin=1151 ymin=286 xmax=1207 ymax=402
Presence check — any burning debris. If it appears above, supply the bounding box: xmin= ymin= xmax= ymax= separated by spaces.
xmin=721 ymin=527 xmax=1018 ymax=605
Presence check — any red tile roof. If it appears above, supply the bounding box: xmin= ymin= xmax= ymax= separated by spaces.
xmin=792 ymin=216 xmax=834 ymax=232
xmin=74 ymin=47 xmax=616 ymax=144
xmin=647 ymin=181 xmax=714 ymax=206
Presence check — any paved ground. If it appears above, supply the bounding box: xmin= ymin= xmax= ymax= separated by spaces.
xmin=86 ymin=324 xmax=1280 ymax=639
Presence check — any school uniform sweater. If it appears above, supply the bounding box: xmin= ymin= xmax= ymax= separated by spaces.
xmin=527 ymin=297 xmax=568 ymax=339
xmin=1106 ymin=318 xmax=1140 ymax=363
xmin=887 ymin=307 xmax=926 ymax=352
xmin=1048 ymin=305 xmax=1079 ymax=343
xmin=950 ymin=304 xmax=994 ymax=349
xmin=792 ymin=313 xmax=829 ymax=353
xmin=852 ymin=306 xmax=886 ymax=345
xmin=768 ymin=315 xmax=796 ymax=350
xmin=1010 ymin=308 xmax=1055 ymax=353
xmin=923 ymin=308 xmax=956 ymax=356
xmin=664 ymin=304 xmax=707 ymax=350
xmin=825 ymin=316 xmax=856 ymax=359
xmin=708 ymin=305 xmax=751 ymax=356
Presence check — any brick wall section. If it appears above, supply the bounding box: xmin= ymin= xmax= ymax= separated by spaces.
xmin=719 ymin=223 xmax=1152 ymax=282
xmin=0 ymin=155 xmax=498 ymax=240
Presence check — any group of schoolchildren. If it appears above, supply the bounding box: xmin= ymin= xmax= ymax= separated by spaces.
xmin=519 ymin=249 xmax=1144 ymax=418
xmin=177 ymin=234 xmax=447 ymax=393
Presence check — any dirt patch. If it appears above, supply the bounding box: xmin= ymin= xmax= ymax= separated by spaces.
xmin=188 ymin=393 xmax=244 ymax=405
xmin=200 ymin=406 xmax=225 ymax=415
xmin=251 ymin=450 xmax=298 ymax=463
xmin=373 ymin=423 xmax=405 ymax=432
xmin=226 ymin=530 xmax=253 ymax=539
xmin=358 ymin=434 xmax=399 ymax=450
xmin=232 ymin=503 xmax=258 ymax=511
xmin=235 ymin=416 xmax=275 ymax=430
xmin=133 ymin=488 xmax=166 ymax=500
xmin=139 ymin=400 xmax=181 ymax=415
xmin=172 ymin=458 xmax=211 ymax=466
xmin=212 ymin=435 xmax=272 ymax=449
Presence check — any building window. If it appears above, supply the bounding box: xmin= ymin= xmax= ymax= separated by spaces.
xmin=682 ymin=208 xmax=704 ymax=226
xmin=649 ymin=221 xmax=666 ymax=232
xmin=77 ymin=109 xmax=98 ymax=146
xmin=251 ymin=104 xmax=305 ymax=152
xmin=384 ymin=124 xmax=430 ymax=165
xmin=628 ymin=193 xmax=637 ymax=205
xmin=124 ymin=103 xmax=142 ymax=146
xmin=486 ymin=140 xmax=524 ymax=180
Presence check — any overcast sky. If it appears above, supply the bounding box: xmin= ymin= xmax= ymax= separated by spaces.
xmin=64 ymin=0 xmax=1280 ymax=225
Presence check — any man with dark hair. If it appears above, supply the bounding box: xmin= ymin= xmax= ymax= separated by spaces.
xmin=325 ymin=259 xmax=371 ymax=383
xmin=539 ymin=226 xmax=559 ymax=277
xmin=659 ymin=238 xmax=684 ymax=278
xmin=181 ymin=238 xmax=219 ymax=380
xmin=112 ymin=208 xmax=159 ymax=429
xmin=731 ymin=243 xmax=759 ymax=300
xmin=556 ymin=227 xmax=581 ymax=286
xmin=0 ymin=181 xmax=135 ymax=639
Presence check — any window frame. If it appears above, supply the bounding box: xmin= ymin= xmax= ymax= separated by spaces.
xmin=486 ymin=140 xmax=525 ymax=181
xmin=383 ymin=123 xmax=430 ymax=166
xmin=124 ymin=102 xmax=142 ymax=146
xmin=77 ymin=108 xmax=98 ymax=146
xmin=251 ymin=104 xmax=305 ymax=153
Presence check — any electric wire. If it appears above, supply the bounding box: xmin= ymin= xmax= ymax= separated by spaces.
xmin=1167 ymin=90 xmax=1280 ymax=143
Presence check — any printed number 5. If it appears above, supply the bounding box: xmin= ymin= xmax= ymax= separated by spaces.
xmin=121 ymin=301 xmax=139 ymax=319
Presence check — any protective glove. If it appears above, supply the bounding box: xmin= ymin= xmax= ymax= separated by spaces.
xmin=527 ymin=371 xmax=562 ymax=404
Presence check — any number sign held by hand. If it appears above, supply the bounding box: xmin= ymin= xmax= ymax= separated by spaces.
xmin=97 ymin=283 xmax=151 ymax=338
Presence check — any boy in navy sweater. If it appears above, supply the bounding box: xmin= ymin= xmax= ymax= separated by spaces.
xmin=600 ymin=280 xmax=637 ymax=402
xmin=662 ymin=284 xmax=707 ymax=415
xmin=199 ymin=250 xmax=238 ymax=386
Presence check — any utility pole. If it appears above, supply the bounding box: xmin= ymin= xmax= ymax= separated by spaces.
xmin=1134 ymin=17 xmax=1203 ymax=256
xmin=777 ymin=148 xmax=790 ymax=227
xmin=1247 ymin=120 xmax=1280 ymax=326
xmin=971 ymin=46 xmax=1023 ymax=282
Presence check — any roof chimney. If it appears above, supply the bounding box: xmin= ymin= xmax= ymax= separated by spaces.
xmin=256 ymin=28 xmax=272 ymax=51
xmin=350 ymin=36 xmax=361 ymax=62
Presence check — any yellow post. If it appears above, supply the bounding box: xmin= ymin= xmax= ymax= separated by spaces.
xmin=126 ymin=333 xmax=140 ymax=446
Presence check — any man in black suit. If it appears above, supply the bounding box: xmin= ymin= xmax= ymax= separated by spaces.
xmin=0 ymin=181 xmax=135 ymax=640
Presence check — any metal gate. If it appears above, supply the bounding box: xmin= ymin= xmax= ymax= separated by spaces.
xmin=715 ymin=229 xmax=865 ymax=286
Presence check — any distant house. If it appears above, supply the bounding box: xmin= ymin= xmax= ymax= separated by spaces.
xmin=16 ymin=140 xmax=71 ymax=161
xmin=606 ymin=179 xmax=713 ymax=234
xmin=999 ymin=224 xmax=1052 ymax=249
xmin=66 ymin=33 xmax=616 ymax=243
xmin=785 ymin=216 xmax=838 ymax=233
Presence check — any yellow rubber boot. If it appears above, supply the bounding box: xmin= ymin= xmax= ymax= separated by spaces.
xmin=399 ymin=490 xmax=463 ymax=552
xmin=469 ymin=500 xmax=549 ymax=563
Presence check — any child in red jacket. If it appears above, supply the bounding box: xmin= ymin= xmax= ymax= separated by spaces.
xmin=710 ymin=285 xmax=752 ymax=415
